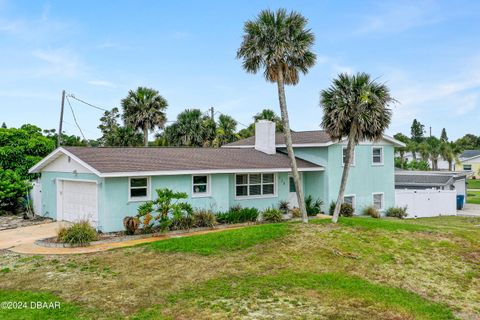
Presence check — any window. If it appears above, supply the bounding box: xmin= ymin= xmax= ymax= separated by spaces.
xmin=235 ymin=173 xmax=275 ymax=198
xmin=342 ymin=147 xmax=355 ymax=166
xmin=129 ymin=177 xmax=150 ymax=201
xmin=463 ymin=164 xmax=472 ymax=171
xmin=289 ymin=176 xmax=296 ymax=193
xmin=192 ymin=175 xmax=210 ymax=197
xmin=372 ymin=147 xmax=383 ymax=165
xmin=344 ymin=195 xmax=356 ymax=211
xmin=373 ymin=193 xmax=384 ymax=210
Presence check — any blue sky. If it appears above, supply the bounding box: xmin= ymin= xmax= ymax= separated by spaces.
xmin=0 ymin=0 xmax=479 ymax=140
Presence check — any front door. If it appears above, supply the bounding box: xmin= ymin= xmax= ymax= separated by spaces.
xmin=288 ymin=174 xmax=300 ymax=208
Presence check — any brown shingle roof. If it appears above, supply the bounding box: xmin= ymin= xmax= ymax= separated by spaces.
xmin=224 ymin=130 xmax=333 ymax=147
xmin=63 ymin=147 xmax=322 ymax=174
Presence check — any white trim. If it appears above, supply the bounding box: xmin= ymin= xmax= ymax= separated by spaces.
xmin=100 ymin=167 xmax=323 ymax=178
xmin=372 ymin=192 xmax=385 ymax=211
xmin=343 ymin=194 xmax=356 ymax=212
xmin=29 ymin=147 xmax=101 ymax=175
xmin=234 ymin=173 xmax=278 ymax=200
xmin=128 ymin=177 xmax=151 ymax=202
xmin=372 ymin=146 xmax=384 ymax=166
xmin=342 ymin=146 xmax=355 ymax=166
xmin=191 ymin=174 xmax=211 ymax=198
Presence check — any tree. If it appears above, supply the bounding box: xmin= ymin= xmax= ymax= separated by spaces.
xmin=253 ymin=109 xmax=284 ymax=132
xmin=122 ymin=87 xmax=168 ymax=146
xmin=1 ymin=122 xmax=6 ymax=129
xmin=213 ymin=114 xmax=239 ymax=146
xmin=43 ymin=129 xmax=89 ymax=147
xmin=321 ymin=72 xmax=394 ymax=223
xmin=393 ymin=133 xmax=410 ymax=169
xmin=163 ymin=109 xmax=216 ymax=147
xmin=440 ymin=128 xmax=448 ymax=142
xmin=0 ymin=167 xmax=29 ymax=212
xmin=237 ymin=9 xmax=316 ymax=222
xmin=410 ymin=119 xmax=425 ymax=143
xmin=425 ymin=136 xmax=441 ymax=170
xmin=98 ymin=108 xmax=144 ymax=147
xmin=440 ymin=141 xmax=461 ymax=171
xmin=455 ymin=134 xmax=480 ymax=151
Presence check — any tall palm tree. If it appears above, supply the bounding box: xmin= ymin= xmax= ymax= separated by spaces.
xmin=426 ymin=137 xmax=441 ymax=170
xmin=165 ymin=109 xmax=215 ymax=147
xmin=321 ymin=73 xmax=394 ymax=223
xmin=214 ymin=114 xmax=239 ymax=146
xmin=253 ymin=109 xmax=284 ymax=132
xmin=237 ymin=9 xmax=316 ymax=222
xmin=121 ymin=87 xmax=168 ymax=146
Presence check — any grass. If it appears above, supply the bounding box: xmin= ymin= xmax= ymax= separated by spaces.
xmin=467 ymin=179 xmax=480 ymax=189
xmin=1 ymin=216 xmax=479 ymax=319
xmin=144 ymin=223 xmax=289 ymax=255
xmin=467 ymin=190 xmax=480 ymax=204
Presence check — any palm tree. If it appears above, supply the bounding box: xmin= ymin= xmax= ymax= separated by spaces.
xmin=393 ymin=133 xmax=409 ymax=169
xmin=321 ymin=73 xmax=394 ymax=223
xmin=165 ymin=109 xmax=215 ymax=147
xmin=214 ymin=114 xmax=239 ymax=146
xmin=253 ymin=109 xmax=284 ymax=132
xmin=440 ymin=141 xmax=461 ymax=171
xmin=237 ymin=9 xmax=316 ymax=222
xmin=426 ymin=137 xmax=441 ymax=170
xmin=121 ymin=87 xmax=168 ymax=146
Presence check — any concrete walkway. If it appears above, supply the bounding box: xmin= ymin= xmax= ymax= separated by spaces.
xmin=457 ymin=203 xmax=480 ymax=217
xmin=0 ymin=221 xmax=69 ymax=250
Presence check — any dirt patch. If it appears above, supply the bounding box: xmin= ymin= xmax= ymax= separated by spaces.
xmin=0 ymin=215 xmax=52 ymax=231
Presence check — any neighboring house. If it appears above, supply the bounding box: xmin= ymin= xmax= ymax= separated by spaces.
xmin=399 ymin=152 xmax=450 ymax=170
xmin=29 ymin=121 xmax=404 ymax=232
xmin=394 ymin=170 xmax=468 ymax=217
xmin=455 ymin=150 xmax=480 ymax=178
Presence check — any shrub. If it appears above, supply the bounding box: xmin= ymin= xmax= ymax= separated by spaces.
xmin=291 ymin=207 xmax=301 ymax=218
xmin=0 ymin=168 xmax=30 ymax=213
xmin=169 ymin=214 xmax=195 ymax=230
xmin=123 ymin=216 xmax=140 ymax=235
xmin=385 ymin=206 xmax=408 ymax=219
xmin=305 ymin=195 xmax=323 ymax=216
xmin=193 ymin=210 xmax=217 ymax=228
xmin=328 ymin=202 xmax=354 ymax=217
xmin=278 ymin=200 xmax=290 ymax=214
xmin=262 ymin=208 xmax=283 ymax=222
xmin=216 ymin=207 xmax=259 ymax=224
xmin=57 ymin=221 xmax=97 ymax=246
xmin=363 ymin=206 xmax=380 ymax=219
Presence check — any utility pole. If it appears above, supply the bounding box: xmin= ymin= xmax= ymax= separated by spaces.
xmin=209 ymin=107 xmax=214 ymax=121
xmin=58 ymin=90 xmax=65 ymax=148
xmin=429 ymin=126 xmax=432 ymax=137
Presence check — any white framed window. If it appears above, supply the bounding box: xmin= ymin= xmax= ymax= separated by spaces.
xmin=235 ymin=173 xmax=276 ymax=198
xmin=192 ymin=175 xmax=210 ymax=197
xmin=343 ymin=194 xmax=356 ymax=211
xmin=373 ymin=193 xmax=384 ymax=210
xmin=342 ymin=147 xmax=355 ymax=166
xmin=463 ymin=164 xmax=472 ymax=171
xmin=128 ymin=177 xmax=151 ymax=202
xmin=372 ymin=147 xmax=384 ymax=165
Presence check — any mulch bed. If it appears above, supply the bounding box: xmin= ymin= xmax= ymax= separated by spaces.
xmin=0 ymin=214 xmax=52 ymax=231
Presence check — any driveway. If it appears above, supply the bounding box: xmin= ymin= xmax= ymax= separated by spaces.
xmin=0 ymin=221 xmax=68 ymax=250
xmin=457 ymin=203 xmax=480 ymax=217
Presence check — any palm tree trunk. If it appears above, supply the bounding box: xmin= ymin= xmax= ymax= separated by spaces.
xmin=275 ymin=65 xmax=307 ymax=222
xmin=399 ymin=151 xmax=405 ymax=168
xmin=143 ymin=127 xmax=149 ymax=147
xmin=332 ymin=133 xmax=355 ymax=223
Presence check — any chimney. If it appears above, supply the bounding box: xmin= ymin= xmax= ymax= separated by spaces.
xmin=255 ymin=120 xmax=276 ymax=154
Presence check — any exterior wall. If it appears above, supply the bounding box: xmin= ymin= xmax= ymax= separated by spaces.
xmin=292 ymin=143 xmax=395 ymax=214
xmin=39 ymin=172 xmax=104 ymax=221
xmin=455 ymin=160 xmax=480 ymax=179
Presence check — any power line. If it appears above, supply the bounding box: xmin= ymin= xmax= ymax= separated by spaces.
xmin=65 ymin=95 xmax=88 ymax=142
xmin=67 ymin=93 xmax=109 ymax=112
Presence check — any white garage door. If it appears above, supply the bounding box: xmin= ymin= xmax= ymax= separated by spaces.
xmin=58 ymin=180 xmax=98 ymax=226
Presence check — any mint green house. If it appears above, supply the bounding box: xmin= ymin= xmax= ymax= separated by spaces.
xmin=29 ymin=121 xmax=404 ymax=232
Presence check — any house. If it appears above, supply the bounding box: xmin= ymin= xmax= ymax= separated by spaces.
xmin=455 ymin=150 xmax=480 ymax=178
xmin=398 ymin=152 xmax=450 ymax=170
xmin=394 ymin=171 xmax=468 ymax=218
xmin=29 ymin=121 xmax=404 ymax=232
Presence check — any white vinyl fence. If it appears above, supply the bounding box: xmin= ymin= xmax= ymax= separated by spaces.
xmin=30 ymin=180 xmax=42 ymax=216
xmin=395 ymin=189 xmax=457 ymax=218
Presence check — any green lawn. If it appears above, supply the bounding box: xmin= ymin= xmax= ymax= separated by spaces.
xmin=1 ymin=216 xmax=479 ymax=319
xmin=467 ymin=190 xmax=480 ymax=204
xmin=467 ymin=179 xmax=480 ymax=189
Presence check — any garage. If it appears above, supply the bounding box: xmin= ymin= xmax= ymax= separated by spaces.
xmin=57 ymin=180 xmax=98 ymax=226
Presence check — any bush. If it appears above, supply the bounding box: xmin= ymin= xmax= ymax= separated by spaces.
xmin=363 ymin=206 xmax=380 ymax=219
xmin=328 ymin=201 xmax=354 ymax=217
xmin=262 ymin=208 xmax=283 ymax=222
xmin=57 ymin=221 xmax=97 ymax=246
xmin=193 ymin=210 xmax=217 ymax=228
xmin=291 ymin=207 xmax=301 ymax=218
xmin=0 ymin=168 xmax=30 ymax=213
xmin=216 ymin=207 xmax=259 ymax=224
xmin=278 ymin=200 xmax=290 ymax=214
xmin=169 ymin=214 xmax=195 ymax=230
xmin=305 ymin=195 xmax=323 ymax=216
xmin=123 ymin=216 xmax=140 ymax=235
xmin=385 ymin=207 xmax=408 ymax=219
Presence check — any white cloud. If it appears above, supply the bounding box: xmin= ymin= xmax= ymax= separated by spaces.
xmin=316 ymin=55 xmax=354 ymax=76
xmin=32 ymin=48 xmax=84 ymax=78
xmin=87 ymin=80 xmax=116 ymax=88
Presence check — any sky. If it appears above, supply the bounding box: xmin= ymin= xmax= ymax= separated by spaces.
xmin=0 ymin=0 xmax=479 ymax=141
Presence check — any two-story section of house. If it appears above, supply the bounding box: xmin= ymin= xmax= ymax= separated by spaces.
xmin=224 ymin=121 xmax=404 ymax=213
